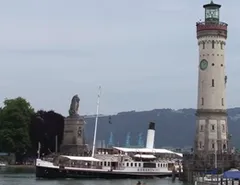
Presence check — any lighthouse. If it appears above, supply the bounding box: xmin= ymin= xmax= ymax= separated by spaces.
xmin=195 ymin=1 xmax=228 ymax=154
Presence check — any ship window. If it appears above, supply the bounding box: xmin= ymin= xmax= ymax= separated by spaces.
xmin=126 ymin=163 xmax=129 ymax=167
xmin=221 ymin=42 xmax=223 ymax=49
xmin=203 ymin=42 xmax=205 ymax=49
xmin=212 ymin=40 xmax=215 ymax=49
xmin=135 ymin=163 xmax=137 ymax=167
xmin=138 ymin=163 xmax=141 ymax=167
xmin=108 ymin=162 xmax=110 ymax=166
xmin=222 ymin=125 xmax=225 ymax=132
xmin=143 ymin=163 xmax=156 ymax=168
xmin=160 ymin=164 xmax=162 ymax=167
xmin=212 ymin=79 xmax=214 ymax=87
xmin=131 ymin=163 xmax=133 ymax=167
xmin=104 ymin=162 xmax=106 ymax=166
xmin=222 ymin=98 xmax=224 ymax=106
xmin=199 ymin=141 xmax=202 ymax=148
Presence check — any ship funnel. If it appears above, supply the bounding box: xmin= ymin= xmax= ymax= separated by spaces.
xmin=146 ymin=122 xmax=155 ymax=149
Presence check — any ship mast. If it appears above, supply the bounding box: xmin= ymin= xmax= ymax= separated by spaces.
xmin=91 ymin=85 xmax=101 ymax=157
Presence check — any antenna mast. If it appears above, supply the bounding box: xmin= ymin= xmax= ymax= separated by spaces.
xmin=91 ymin=85 xmax=101 ymax=157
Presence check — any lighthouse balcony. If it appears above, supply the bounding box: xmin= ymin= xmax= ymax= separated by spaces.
xmin=196 ymin=21 xmax=228 ymax=39
xmin=196 ymin=21 xmax=228 ymax=31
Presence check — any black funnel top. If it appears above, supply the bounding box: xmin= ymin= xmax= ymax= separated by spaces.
xmin=148 ymin=122 xmax=155 ymax=130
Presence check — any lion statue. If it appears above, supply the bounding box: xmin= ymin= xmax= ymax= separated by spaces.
xmin=68 ymin=94 xmax=80 ymax=116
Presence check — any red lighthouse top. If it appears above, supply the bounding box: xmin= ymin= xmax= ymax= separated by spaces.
xmin=196 ymin=1 xmax=227 ymax=39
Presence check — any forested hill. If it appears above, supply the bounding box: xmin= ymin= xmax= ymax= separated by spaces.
xmin=84 ymin=108 xmax=240 ymax=148
xmin=1 ymin=97 xmax=240 ymax=162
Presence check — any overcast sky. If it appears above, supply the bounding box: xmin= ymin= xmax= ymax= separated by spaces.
xmin=0 ymin=0 xmax=239 ymax=116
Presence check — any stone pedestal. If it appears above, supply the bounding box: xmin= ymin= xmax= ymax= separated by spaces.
xmin=60 ymin=115 xmax=88 ymax=155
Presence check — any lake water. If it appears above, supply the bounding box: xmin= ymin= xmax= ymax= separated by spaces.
xmin=0 ymin=167 xmax=189 ymax=185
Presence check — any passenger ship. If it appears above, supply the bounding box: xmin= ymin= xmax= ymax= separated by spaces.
xmin=35 ymin=87 xmax=182 ymax=179
xmin=36 ymin=122 xmax=182 ymax=179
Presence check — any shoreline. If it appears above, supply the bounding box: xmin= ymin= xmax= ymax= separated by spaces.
xmin=5 ymin=165 xmax=35 ymax=168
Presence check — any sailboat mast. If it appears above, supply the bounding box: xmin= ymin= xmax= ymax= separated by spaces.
xmin=91 ymin=85 xmax=101 ymax=157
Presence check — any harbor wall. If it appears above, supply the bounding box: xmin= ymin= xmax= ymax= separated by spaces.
xmin=180 ymin=153 xmax=240 ymax=182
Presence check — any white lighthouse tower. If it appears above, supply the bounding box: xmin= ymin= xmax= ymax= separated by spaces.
xmin=195 ymin=1 xmax=228 ymax=154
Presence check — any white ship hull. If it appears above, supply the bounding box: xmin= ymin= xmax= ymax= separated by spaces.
xmin=36 ymin=159 xmax=175 ymax=179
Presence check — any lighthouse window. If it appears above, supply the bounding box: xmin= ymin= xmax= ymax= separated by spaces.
xmin=212 ymin=79 xmax=215 ymax=87
xmin=201 ymin=98 xmax=204 ymax=105
xmin=223 ymin=144 xmax=226 ymax=149
xmin=212 ymin=40 xmax=215 ymax=49
xmin=211 ymin=125 xmax=215 ymax=131
xmin=212 ymin=143 xmax=215 ymax=149
xmin=200 ymin=125 xmax=204 ymax=131
xmin=203 ymin=42 xmax=205 ymax=49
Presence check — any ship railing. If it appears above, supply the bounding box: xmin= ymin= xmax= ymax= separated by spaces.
xmin=42 ymin=157 xmax=54 ymax=162
xmin=68 ymin=163 xmax=103 ymax=169
xmin=116 ymin=167 xmax=125 ymax=170
xmin=57 ymin=160 xmax=103 ymax=169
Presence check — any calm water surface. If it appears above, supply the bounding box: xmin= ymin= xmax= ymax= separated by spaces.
xmin=0 ymin=168 xmax=188 ymax=185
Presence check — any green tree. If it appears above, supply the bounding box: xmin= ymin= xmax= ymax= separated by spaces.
xmin=0 ymin=97 xmax=34 ymax=158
